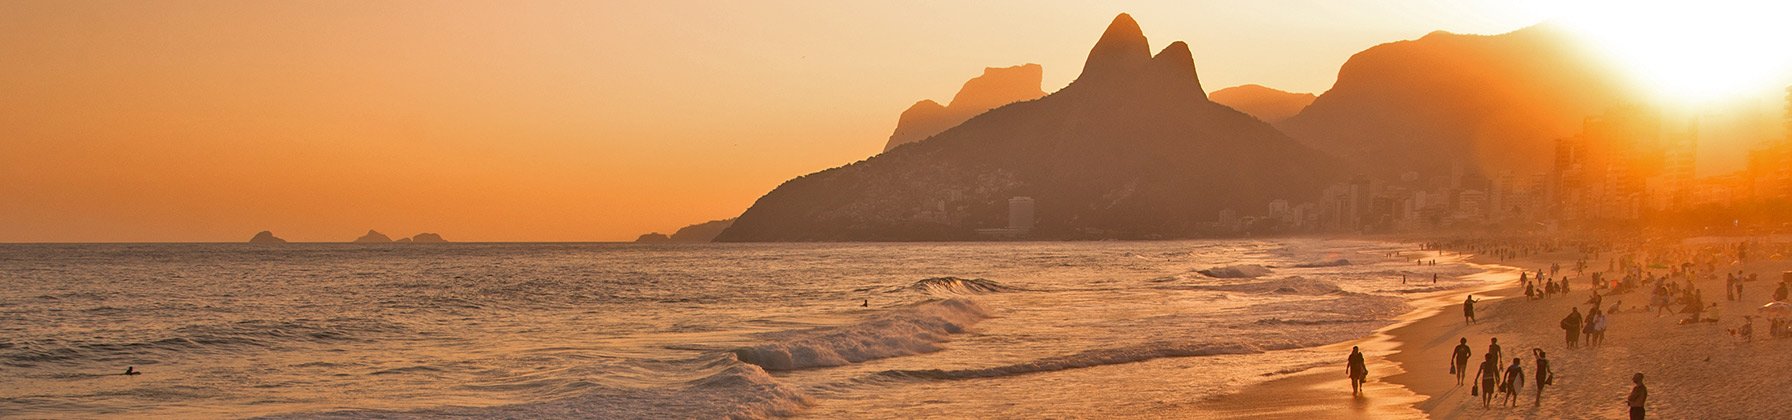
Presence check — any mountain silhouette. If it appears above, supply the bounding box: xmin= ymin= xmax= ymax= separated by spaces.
xmin=1209 ymin=84 xmax=1316 ymax=123
xmin=353 ymin=230 xmax=393 ymax=243
xmin=635 ymin=218 xmax=735 ymax=243
xmin=884 ymin=64 xmax=1047 ymax=152
xmin=718 ymin=14 xmax=1343 ymax=241
xmin=248 ymin=231 xmax=287 ymax=244
xmin=1278 ymin=25 xmax=1633 ymax=178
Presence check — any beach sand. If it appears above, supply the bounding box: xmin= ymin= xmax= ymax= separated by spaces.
xmin=1202 ymin=244 xmax=1792 ymax=419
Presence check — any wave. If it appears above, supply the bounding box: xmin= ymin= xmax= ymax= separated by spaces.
xmin=271 ymin=354 xmax=811 ymax=420
xmin=1191 ymin=276 xmax=1346 ymax=296
xmin=871 ymin=341 xmax=1294 ymax=381
xmin=4 ymin=318 xmax=406 ymax=366
xmin=907 ymin=277 xmax=1017 ymax=295
xmin=732 ymin=299 xmax=988 ymax=371
xmin=1195 ymin=264 xmax=1272 ymax=278
xmin=1291 ymin=259 xmax=1351 ymax=268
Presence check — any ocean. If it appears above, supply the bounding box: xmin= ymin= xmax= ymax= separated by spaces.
xmin=0 ymin=239 xmax=1488 ymax=418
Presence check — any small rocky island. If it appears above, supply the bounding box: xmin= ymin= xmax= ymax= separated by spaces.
xmin=248 ymin=231 xmax=287 ymax=244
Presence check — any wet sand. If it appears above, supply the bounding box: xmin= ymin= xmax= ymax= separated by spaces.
xmin=1203 ymin=243 xmax=1792 ymax=419
xmin=1196 ymin=250 xmax=1520 ymax=419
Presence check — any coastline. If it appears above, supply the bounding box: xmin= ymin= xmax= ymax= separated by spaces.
xmin=1194 ymin=247 xmax=1527 ymax=418
xmin=1200 ymin=238 xmax=1792 ymax=419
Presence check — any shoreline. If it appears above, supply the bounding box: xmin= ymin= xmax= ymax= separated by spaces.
xmin=1195 ymin=247 xmax=1527 ymax=418
xmin=1201 ymin=236 xmax=1792 ymax=419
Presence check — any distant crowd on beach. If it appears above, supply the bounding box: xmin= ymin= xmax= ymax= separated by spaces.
xmin=1349 ymin=236 xmax=1792 ymax=419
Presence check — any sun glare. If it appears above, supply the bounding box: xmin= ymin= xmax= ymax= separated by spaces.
xmin=1553 ymin=1 xmax=1792 ymax=104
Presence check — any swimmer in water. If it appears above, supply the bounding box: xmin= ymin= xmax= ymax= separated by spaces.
xmin=124 ymin=366 xmax=140 ymax=375
xmin=861 ymin=298 xmax=869 ymax=307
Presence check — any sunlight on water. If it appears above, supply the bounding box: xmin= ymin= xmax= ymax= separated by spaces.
xmin=0 ymin=240 xmax=1489 ymax=418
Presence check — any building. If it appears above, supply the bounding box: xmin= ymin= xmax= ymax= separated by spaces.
xmin=1551 ymin=106 xmax=1688 ymax=223
xmin=1007 ymin=196 xmax=1035 ymax=232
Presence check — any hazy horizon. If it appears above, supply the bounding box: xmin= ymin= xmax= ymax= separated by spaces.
xmin=4 ymin=1 xmax=1789 ymax=242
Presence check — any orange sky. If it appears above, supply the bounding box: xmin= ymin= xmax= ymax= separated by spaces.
xmin=0 ymin=1 xmax=1781 ymax=242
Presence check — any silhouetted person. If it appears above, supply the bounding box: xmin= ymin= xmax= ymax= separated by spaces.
xmin=861 ymin=298 xmax=869 ymax=307
xmin=1502 ymin=357 xmax=1524 ymax=406
xmin=1487 ymin=337 xmax=1503 ymax=371
xmin=1451 ymin=338 xmax=1472 ymax=385
xmin=124 ymin=366 xmax=139 ymax=376
xmin=1562 ymin=307 xmax=1583 ymax=349
xmin=1627 ymin=372 xmax=1647 ymax=419
xmin=1473 ymin=353 xmax=1499 ymax=407
xmin=1532 ymin=349 xmax=1551 ymax=406
xmin=1347 ymin=346 xmax=1368 ymax=395
xmin=1464 ymin=295 xmax=1480 ymax=324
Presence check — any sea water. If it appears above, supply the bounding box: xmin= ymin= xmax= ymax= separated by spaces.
xmin=0 ymin=239 xmax=1486 ymax=418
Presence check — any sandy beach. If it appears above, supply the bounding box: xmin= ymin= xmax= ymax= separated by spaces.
xmin=1203 ymin=239 xmax=1792 ymax=419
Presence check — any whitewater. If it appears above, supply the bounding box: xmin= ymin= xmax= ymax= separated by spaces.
xmin=0 ymin=239 xmax=1489 ymax=418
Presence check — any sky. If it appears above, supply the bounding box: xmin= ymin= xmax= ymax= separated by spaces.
xmin=1 ymin=1 xmax=1786 ymax=242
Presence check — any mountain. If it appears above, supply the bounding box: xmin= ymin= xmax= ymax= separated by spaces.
xmin=635 ymin=218 xmax=735 ymax=243
xmin=1209 ymin=84 xmax=1316 ymax=123
xmin=717 ymin=14 xmax=1344 ymax=242
xmin=248 ymin=231 xmax=287 ymax=244
xmin=1278 ymin=25 xmax=1634 ymax=179
xmin=883 ymin=64 xmax=1047 ymax=152
xmin=410 ymin=233 xmax=447 ymax=243
xmin=353 ymin=230 xmax=393 ymax=243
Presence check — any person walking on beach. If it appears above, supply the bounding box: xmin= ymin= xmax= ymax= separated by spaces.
xmin=1451 ymin=338 xmax=1472 ymax=385
xmin=1464 ymin=295 xmax=1480 ymax=324
xmin=1562 ymin=307 xmax=1583 ymax=349
xmin=1487 ymin=337 xmax=1503 ymax=370
xmin=1627 ymin=372 xmax=1647 ymax=419
xmin=1473 ymin=353 xmax=1499 ymax=408
xmin=1584 ymin=305 xmax=1602 ymax=347
xmin=1532 ymin=349 xmax=1552 ymax=406
xmin=1346 ymin=346 xmax=1369 ymax=396
xmin=1501 ymin=357 xmax=1524 ymax=407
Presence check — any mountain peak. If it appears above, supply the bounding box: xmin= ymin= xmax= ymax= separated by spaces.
xmin=1080 ymin=13 xmax=1152 ymax=82
xmin=1148 ymin=41 xmax=1204 ymax=99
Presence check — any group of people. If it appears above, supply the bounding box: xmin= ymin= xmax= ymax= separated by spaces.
xmin=1445 ymin=337 xmax=1554 ymax=408
xmin=1521 ymin=269 xmax=1573 ymax=300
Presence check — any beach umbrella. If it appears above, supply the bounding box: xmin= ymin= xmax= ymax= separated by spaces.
xmin=1759 ymin=302 xmax=1792 ymax=318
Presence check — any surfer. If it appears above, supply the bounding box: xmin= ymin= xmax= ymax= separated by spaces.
xmin=124 ymin=366 xmax=140 ymax=376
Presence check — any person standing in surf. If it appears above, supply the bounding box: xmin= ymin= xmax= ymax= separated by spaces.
xmin=1346 ymin=346 xmax=1368 ymax=396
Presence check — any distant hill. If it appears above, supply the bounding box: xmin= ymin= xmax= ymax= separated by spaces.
xmin=1209 ymin=84 xmax=1315 ymax=123
xmin=1278 ymin=25 xmax=1634 ymax=178
xmin=636 ymin=218 xmax=735 ymax=243
xmin=353 ymin=230 xmax=393 ymax=243
xmin=883 ymin=64 xmax=1047 ymax=152
xmin=718 ymin=14 xmax=1343 ymax=241
xmin=248 ymin=231 xmax=287 ymax=244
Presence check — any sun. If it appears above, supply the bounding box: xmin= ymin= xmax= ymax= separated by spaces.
xmin=1550 ymin=1 xmax=1792 ymax=104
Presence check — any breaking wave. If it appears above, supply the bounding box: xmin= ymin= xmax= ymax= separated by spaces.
xmin=1192 ymin=276 xmax=1347 ymax=296
xmin=907 ymin=277 xmax=1017 ymax=295
xmin=1196 ymin=264 xmax=1272 ymax=278
xmin=274 ymin=354 xmax=811 ymax=420
xmin=732 ymin=299 xmax=989 ymax=371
